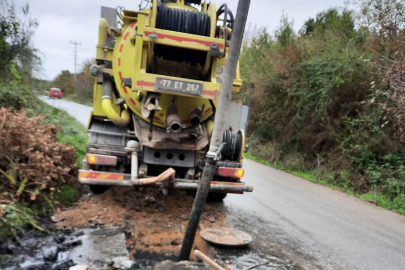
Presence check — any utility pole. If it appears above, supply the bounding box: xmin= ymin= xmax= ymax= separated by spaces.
xmin=178 ymin=0 xmax=251 ymax=261
xmin=70 ymin=40 xmax=81 ymax=82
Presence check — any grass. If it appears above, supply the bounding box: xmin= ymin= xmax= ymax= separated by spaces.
xmin=30 ymin=184 xmax=80 ymax=215
xmin=245 ymin=153 xmax=405 ymax=215
xmin=53 ymin=184 xmax=80 ymax=207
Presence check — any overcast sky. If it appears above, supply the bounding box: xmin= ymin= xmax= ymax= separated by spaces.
xmin=15 ymin=0 xmax=351 ymax=81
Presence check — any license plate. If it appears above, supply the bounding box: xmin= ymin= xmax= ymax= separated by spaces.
xmin=155 ymin=77 xmax=203 ymax=97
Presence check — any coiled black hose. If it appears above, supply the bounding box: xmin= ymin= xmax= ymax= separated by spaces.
xmin=222 ymin=130 xmax=242 ymax=161
xmin=154 ymin=4 xmax=211 ymax=67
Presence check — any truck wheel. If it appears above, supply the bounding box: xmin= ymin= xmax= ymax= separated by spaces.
xmin=207 ymin=192 xmax=227 ymax=201
xmin=89 ymin=185 xmax=110 ymax=194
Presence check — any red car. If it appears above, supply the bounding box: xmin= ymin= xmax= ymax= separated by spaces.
xmin=49 ymin=88 xmax=62 ymax=99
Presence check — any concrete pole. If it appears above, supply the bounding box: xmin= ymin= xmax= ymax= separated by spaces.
xmin=178 ymin=0 xmax=251 ymax=261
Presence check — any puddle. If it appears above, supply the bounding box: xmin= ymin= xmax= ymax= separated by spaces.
xmin=67 ymin=227 xmax=134 ymax=268
xmin=215 ymin=246 xmax=298 ymax=270
xmin=3 ymin=234 xmax=54 ymax=270
xmin=1 ymin=227 xmax=210 ymax=270
xmin=2 ymin=227 xmax=132 ymax=270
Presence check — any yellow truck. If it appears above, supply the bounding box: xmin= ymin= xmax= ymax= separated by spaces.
xmin=79 ymin=0 xmax=252 ymax=200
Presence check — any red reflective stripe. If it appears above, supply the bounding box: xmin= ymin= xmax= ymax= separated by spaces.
xmin=153 ymin=116 xmax=160 ymax=121
xmin=119 ymin=72 xmax=123 ymax=81
xmin=204 ymin=107 xmax=212 ymax=113
xmin=129 ymin=98 xmax=136 ymax=105
xmin=124 ymin=32 xmax=129 ymax=40
xmin=182 ymin=119 xmax=190 ymax=124
xmin=118 ymin=58 xmax=121 ymax=66
xmin=203 ymin=90 xmax=218 ymax=97
xmin=119 ymin=44 xmax=124 ymax=53
xmin=144 ymin=31 xmax=224 ymax=49
xmin=123 ymin=86 xmax=128 ymax=93
xmin=137 ymin=81 xmax=155 ymax=87
xmin=107 ymin=174 xmax=122 ymax=180
xmin=130 ymin=22 xmax=137 ymax=28
xmin=87 ymin=172 xmax=101 ymax=179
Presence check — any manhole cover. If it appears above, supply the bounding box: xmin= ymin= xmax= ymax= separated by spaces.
xmin=199 ymin=228 xmax=252 ymax=247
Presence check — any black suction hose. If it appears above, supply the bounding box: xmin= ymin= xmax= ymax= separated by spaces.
xmin=179 ymin=0 xmax=251 ymax=260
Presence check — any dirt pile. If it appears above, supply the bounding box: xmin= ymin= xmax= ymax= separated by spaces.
xmin=53 ymin=187 xmax=229 ymax=260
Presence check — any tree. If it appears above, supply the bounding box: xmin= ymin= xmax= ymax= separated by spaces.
xmin=75 ymin=58 xmax=95 ymax=99
xmin=0 ymin=1 xmax=39 ymax=82
xmin=356 ymin=0 xmax=405 ymax=139
xmin=301 ymin=8 xmax=355 ymax=39
xmin=52 ymin=70 xmax=74 ymax=95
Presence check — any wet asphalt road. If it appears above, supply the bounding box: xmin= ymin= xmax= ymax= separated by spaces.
xmin=222 ymin=160 xmax=405 ymax=270
xmin=42 ymin=97 xmax=405 ymax=270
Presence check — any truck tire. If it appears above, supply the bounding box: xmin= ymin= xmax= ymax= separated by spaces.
xmin=89 ymin=185 xmax=110 ymax=194
xmin=207 ymin=192 xmax=227 ymax=201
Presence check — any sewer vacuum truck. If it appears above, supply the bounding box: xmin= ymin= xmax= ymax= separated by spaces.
xmin=80 ymin=0 xmax=253 ymax=200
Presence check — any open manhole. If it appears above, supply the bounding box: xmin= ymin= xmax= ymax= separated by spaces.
xmin=199 ymin=228 xmax=253 ymax=247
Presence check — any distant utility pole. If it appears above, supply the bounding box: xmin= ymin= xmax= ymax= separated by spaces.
xmin=70 ymin=40 xmax=81 ymax=82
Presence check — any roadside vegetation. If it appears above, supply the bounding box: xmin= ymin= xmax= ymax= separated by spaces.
xmin=0 ymin=1 xmax=87 ymax=241
xmin=241 ymin=0 xmax=405 ymax=215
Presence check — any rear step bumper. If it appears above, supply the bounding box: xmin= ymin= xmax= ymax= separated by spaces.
xmin=79 ymin=170 xmax=253 ymax=194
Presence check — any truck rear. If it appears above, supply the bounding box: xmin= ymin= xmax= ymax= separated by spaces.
xmin=79 ymin=0 xmax=253 ymax=200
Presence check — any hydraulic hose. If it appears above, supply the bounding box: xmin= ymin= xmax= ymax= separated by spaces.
xmin=101 ymin=74 xmax=130 ymax=127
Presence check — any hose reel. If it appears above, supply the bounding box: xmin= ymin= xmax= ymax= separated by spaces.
xmin=222 ymin=129 xmax=242 ymax=161
xmin=155 ymin=4 xmax=211 ymax=67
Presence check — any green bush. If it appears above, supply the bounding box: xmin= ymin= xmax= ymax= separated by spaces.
xmin=243 ymin=5 xmax=405 ymax=214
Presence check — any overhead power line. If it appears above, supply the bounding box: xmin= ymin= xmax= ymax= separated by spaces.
xmin=70 ymin=40 xmax=81 ymax=82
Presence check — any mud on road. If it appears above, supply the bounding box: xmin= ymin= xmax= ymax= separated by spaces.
xmin=53 ymin=187 xmax=228 ymax=261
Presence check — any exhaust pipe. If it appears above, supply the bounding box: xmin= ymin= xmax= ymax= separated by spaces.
xmin=165 ymin=103 xmax=183 ymax=133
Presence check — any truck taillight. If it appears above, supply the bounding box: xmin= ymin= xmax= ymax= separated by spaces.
xmin=88 ymin=154 xmax=96 ymax=164
xmin=218 ymin=167 xmax=244 ymax=179
xmin=86 ymin=154 xmax=117 ymax=166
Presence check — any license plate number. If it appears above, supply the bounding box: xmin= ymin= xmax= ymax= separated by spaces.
xmin=155 ymin=77 xmax=203 ymax=96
